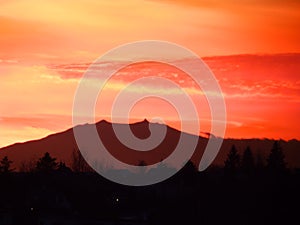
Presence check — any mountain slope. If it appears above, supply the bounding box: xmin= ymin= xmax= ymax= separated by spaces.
xmin=0 ymin=120 xmax=299 ymax=170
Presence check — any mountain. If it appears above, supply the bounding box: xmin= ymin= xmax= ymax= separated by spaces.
xmin=0 ymin=120 xmax=299 ymax=170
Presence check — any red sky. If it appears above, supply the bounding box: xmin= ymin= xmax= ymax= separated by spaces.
xmin=0 ymin=0 xmax=299 ymax=147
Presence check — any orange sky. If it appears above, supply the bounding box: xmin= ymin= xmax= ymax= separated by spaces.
xmin=0 ymin=0 xmax=300 ymax=147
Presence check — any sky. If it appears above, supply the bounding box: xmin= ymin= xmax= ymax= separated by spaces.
xmin=0 ymin=0 xmax=300 ymax=147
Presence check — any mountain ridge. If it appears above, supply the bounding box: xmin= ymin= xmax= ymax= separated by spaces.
xmin=0 ymin=120 xmax=299 ymax=170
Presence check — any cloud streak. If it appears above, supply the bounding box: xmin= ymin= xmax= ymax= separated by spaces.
xmin=0 ymin=0 xmax=299 ymax=144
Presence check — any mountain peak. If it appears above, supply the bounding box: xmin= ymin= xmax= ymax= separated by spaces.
xmin=142 ymin=118 xmax=149 ymax=123
xmin=95 ymin=119 xmax=110 ymax=126
xmin=0 ymin=119 xmax=300 ymax=170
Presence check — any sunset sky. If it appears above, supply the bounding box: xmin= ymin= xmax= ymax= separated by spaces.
xmin=0 ymin=0 xmax=300 ymax=147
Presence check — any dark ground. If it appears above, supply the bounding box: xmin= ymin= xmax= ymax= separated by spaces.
xmin=0 ymin=164 xmax=299 ymax=225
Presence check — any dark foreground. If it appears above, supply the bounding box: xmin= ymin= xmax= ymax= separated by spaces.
xmin=0 ymin=166 xmax=299 ymax=225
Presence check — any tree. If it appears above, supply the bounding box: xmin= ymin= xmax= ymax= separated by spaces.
xmin=224 ymin=145 xmax=240 ymax=175
xmin=57 ymin=161 xmax=72 ymax=173
xmin=180 ymin=160 xmax=198 ymax=185
xmin=255 ymin=152 xmax=265 ymax=172
xmin=181 ymin=160 xmax=197 ymax=175
xmin=0 ymin=156 xmax=14 ymax=173
xmin=267 ymin=141 xmax=286 ymax=172
xmin=19 ymin=159 xmax=36 ymax=173
xmin=36 ymin=152 xmax=58 ymax=172
xmin=71 ymin=148 xmax=91 ymax=172
xmin=241 ymin=146 xmax=255 ymax=175
xmin=137 ymin=160 xmax=147 ymax=174
xmin=137 ymin=160 xmax=147 ymax=167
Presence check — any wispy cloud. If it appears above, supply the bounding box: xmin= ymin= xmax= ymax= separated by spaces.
xmin=1 ymin=52 xmax=299 ymax=146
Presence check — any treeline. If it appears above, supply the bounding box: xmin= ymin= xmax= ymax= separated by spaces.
xmin=223 ymin=140 xmax=287 ymax=176
xmin=0 ymin=140 xmax=292 ymax=175
xmin=9 ymin=149 xmax=93 ymax=174
xmin=0 ymin=141 xmax=298 ymax=225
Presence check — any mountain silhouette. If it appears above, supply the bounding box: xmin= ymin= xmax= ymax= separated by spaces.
xmin=0 ymin=120 xmax=299 ymax=170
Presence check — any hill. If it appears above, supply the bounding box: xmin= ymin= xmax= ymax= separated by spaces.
xmin=0 ymin=120 xmax=299 ymax=170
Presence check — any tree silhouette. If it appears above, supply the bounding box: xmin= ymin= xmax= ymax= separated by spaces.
xmin=267 ymin=141 xmax=286 ymax=173
xmin=36 ymin=152 xmax=58 ymax=172
xmin=255 ymin=152 xmax=265 ymax=173
xmin=137 ymin=160 xmax=147 ymax=174
xmin=241 ymin=146 xmax=255 ymax=175
xmin=0 ymin=156 xmax=14 ymax=173
xmin=19 ymin=158 xmax=36 ymax=173
xmin=71 ymin=148 xmax=92 ymax=172
xmin=180 ymin=160 xmax=198 ymax=185
xmin=224 ymin=145 xmax=240 ymax=175
xmin=57 ymin=161 xmax=72 ymax=173
xmin=181 ymin=160 xmax=197 ymax=175
xmin=137 ymin=160 xmax=147 ymax=167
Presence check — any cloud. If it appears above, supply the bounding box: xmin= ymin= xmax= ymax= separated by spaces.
xmin=155 ymin=0 xmax=300 ymax=9
xmin=0 ymin=114 xmax=72 ymax=131
xmin=49 ymin=54 xmax=300 ymax=101
xmin=1 ymin=0 xmax=299 ymax=62
xmin=1 ymin=54 xmax=299 ymax=146
xmin=0 ymin=58 xmax=18 ymax=64
xmin=0 ymin=64 xmax=78 ymax=118
xmin=0 ymin=125 xmax=53 ymax=148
